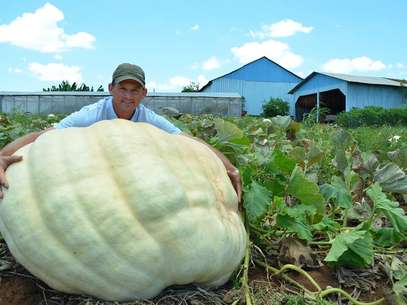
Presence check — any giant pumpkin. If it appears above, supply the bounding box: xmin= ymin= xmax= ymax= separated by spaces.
xmin=0 ymin=119 xmax=246 ymax=301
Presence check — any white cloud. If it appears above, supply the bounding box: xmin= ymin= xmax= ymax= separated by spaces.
xmin=396 ymin=63 xmax=405 ymax=69
xmin=0 ymin=3 xmax=95 ymax=53
xmin=191 ymin=24 xmax=199 ymax=31
xmin=197 ymin=75 xmax=209 ymax=88
xmin=231 ymin=39 xmax=303 ymax=69
xmin=169 ymin=76 xmax=192 ymax=87
xmin=28 ymin=62 xmax=82 ymax=83
xmin=146 ymin=75 xmax=207 ymax=92
xmin=54 ymin=54 xmax=63 ymax=60
xmin=322 ymin=56 xmax=386 ymax=74
xmin=202 ymin=56 xmax=221 ymax=70
xmin=8 ymin=67 xmax=23 ymax=74
xmin=294 ymin=71 xmax=307 ymax=78
xmin=250 ymin=19 xmax=313 ymax=39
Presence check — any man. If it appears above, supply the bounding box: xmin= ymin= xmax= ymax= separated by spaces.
xmin=0 ymin=63 xmax=242 ymax=203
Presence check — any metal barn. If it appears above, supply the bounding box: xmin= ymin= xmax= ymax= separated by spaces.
xmin=289 ymin=72 xmax=407 ymax=120
xmin=200 ymin=56 xmax=302 ymax=115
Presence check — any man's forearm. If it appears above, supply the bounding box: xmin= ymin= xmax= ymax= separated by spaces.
xmin=0 ymin=129 xmax=50 ymax=156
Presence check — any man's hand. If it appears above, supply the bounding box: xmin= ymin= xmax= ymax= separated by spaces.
xmin=0 ymin=155 xmax=23 ymax=199
xmin=227 ymin=168 xmax=242 ymax=210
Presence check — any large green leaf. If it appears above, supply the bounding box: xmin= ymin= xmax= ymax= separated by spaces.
xmin=334 ymin=149 xmax=348 ymax=173
xmin=361 ymin=151 xmax=379 ymax=172
xmin=312 ymin=216 xmax=341 ymax=233
xmin=287 ymin=166 xmax=325 ymax=217
xmin=393 ymin=275 xmax=407 ymax=305
xmin=388 ymin=146 xmax=407 ymax=170
xmin=243 ymin=181 xmax=273 ymax=223
xmin=270 ymin=115 xmax=292 ymax=130
xmin=214 ymin=119 xmax=250 ymax=144
xmin=332 ymin=129 xmax=354 ymax=149
xmin=325 ymin=230 xmax=373 ymax=268
xmin=367 ymin=183 xmax=407 ymax=237
xmin=269 ymin=150 xmax=296 ymax=177
xmin=307 ymin=145 xmax=324 ymax=167
xmin=374 ymin=163 xmax=407 ymax=194
xmin=276 ymin=214 xmax=313 ymax=241
xmin=320 ymin=184 xmax=336 ymax=201
xmin=330 ymin=176 xmax=353 ymax=209
xmin=374 ymin=228 xmax=404 ymax=247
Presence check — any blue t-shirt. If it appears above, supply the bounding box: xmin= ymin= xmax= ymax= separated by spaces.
xmin=55 ymin=97 xmax=182 ymax=134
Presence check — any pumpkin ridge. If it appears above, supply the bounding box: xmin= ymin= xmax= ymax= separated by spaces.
xmin=26 ymin=134 xmax=92 ymax=294
xmin=88 ymin=123 xmax=161 ymax=290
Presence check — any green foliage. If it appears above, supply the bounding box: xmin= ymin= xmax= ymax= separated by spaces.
xmin=243 ymin=181 xmax=272 ymax=223
xmin=303 ymin=107 xmax=330 ymax=127
xmin=261 ymin=97 xmax=289 ymax=117
xmin=325 ymin=230 xmax=373 ymax=267
xmin=336 ymin=106 xmax=407 ymax=127
xmin=0 ymin=111 xmax=65 ymax=148
xmin=2 ymin=111 xmax=407 ymax=276
xmin=43 ymin=80 xmax=104 ymax=92
xmin=181 ymin=82 xmax=200 ymax=92
xmin=349 ymin=126 xmax=407 ymax=161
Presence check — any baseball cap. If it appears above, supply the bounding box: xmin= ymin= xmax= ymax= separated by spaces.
xmin=112 ymin=63 xmax=145 ymax=87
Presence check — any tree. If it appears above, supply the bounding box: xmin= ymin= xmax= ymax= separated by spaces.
xmin=181 ymin=82 xmax=199 ymax=92
xmin=43 ymin=81 xmax=104 ymax=92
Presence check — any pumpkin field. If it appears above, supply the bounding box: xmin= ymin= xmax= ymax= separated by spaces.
xmin=0 ymin=111 xmax=407 ymax=305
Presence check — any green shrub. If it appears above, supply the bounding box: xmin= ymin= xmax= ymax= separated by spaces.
xmin=336 ymin=106 xmax=407 ymax=128
xmin=261 ymin=98 xmax=289 ymax=117
xmin=302 ymin=107 xmax=330 ymax=127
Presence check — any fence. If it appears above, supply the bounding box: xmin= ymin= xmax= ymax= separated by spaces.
xmin=0 ymin=92 xmax=242 ymax=117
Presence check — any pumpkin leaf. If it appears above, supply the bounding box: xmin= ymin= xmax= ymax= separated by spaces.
xmin=214 ymin=119 xmax=249 ymax=144
xmin=367 ymin=183 xmax=407 ymax=238
xmin=325 ymin=230 xmax=373 ymax=268
xmin=276 ymin=214 xmax=313 ymax=241
xmin=387 ymin=146 xmax=407 ymax=170
xmin=330 ymin=176 xmax=353 ymax=209
xmin=374 ymin=228 xmax=404 ymax=247
xmin=268 ymin=150 xmax=296 ymax=177
xmin=270 ymin=115 xmax=292 ymax=130
xmin=287 ymin=166 xmax=325 ymax=218
xmin=374 ymin=163 xmax=407 ymax=194
xmin=243 ymin=181 xmax=272 ymax=223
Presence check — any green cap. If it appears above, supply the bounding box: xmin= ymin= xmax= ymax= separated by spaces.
xmin=112 ymin=63 xmax=145 ymax=87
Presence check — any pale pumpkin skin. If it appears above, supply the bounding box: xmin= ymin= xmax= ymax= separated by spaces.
xmin=0 ymin=120 xmax=247 ymax=301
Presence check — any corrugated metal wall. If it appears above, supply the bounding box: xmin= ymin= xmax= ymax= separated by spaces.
xmin=347 ymin=83 xmax=405 ymax=110
xmin=202 ymin=57 xmax=301 ymax=115
xmin=0 ymin=92 xmax=242 ymax=116
xmin=206 ymin=78 xmax=296 ymax=114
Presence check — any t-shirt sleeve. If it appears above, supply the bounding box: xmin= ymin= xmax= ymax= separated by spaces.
xmin=55 ymin=107 xmax=97 ymax=129
xmin=146 ymin=111 xmax=182 ymax=134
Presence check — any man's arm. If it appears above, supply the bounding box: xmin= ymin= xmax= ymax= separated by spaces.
xmin=181 ymin=132 xmax=242 ymax=206
xmin=0 ymin=128 xmax=53 ymax=198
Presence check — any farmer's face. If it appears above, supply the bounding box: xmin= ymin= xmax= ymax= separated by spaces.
xmin=109 ymin=80 xmax=147 ymax=117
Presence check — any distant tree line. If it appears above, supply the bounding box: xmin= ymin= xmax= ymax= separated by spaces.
xmin=43 ymin=81 xmax=104 ymax=92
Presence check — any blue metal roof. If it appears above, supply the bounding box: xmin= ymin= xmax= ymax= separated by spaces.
xmin=289 ymin=72 xmax=406 ymax=94
xmin=200 ymin=56 xmax=302 ymax=91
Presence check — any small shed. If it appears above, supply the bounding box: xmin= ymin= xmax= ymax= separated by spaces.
xmin=200 ymin=56 xmax=302 ymax=115
xmin=288 ymin=72 xmax=407 ymax=120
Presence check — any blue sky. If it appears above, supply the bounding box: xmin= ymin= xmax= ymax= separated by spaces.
xmin=1 ymin=1 xmax=406 ymax=92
